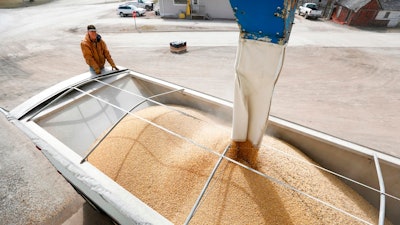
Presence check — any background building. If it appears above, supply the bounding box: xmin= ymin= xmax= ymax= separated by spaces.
xmin=332 ymin=0 xmax=400 ymax=27
xmin=157 ymin=0 xmax=400 ymax=28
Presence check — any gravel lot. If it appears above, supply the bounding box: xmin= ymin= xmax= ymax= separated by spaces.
xmin=1 ymin=0 xmax=400 ymax=224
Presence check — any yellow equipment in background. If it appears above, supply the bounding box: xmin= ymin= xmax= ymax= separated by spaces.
xmin=186 ymin=0 xmax=191 ymax=17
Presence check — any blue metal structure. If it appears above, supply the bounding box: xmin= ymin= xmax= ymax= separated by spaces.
xmin=229 ymin=0 xmax=298 ymax=44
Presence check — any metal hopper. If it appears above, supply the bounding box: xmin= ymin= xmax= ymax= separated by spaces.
xmin=1 ymin=68 xmax=399 ymax=224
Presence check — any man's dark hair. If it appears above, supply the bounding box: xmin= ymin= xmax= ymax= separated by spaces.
xmin=87 ymin=25 xmax=96 ymax=31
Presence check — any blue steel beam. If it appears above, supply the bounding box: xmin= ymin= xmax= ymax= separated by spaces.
xmin=229 ymin=0 xmax=298 ymax=45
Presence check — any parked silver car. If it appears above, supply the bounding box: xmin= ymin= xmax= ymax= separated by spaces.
xmin=116 ymin=5 xmax=146 ymax=17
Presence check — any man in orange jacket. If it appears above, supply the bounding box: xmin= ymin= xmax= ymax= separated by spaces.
xmin=81 ymin=25 xmax=118 ymax=75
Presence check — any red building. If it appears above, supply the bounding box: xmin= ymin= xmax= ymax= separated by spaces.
xmin=332 ymin=0 xmax=400 ymax=27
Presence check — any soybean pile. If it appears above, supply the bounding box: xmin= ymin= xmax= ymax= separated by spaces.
xmin=89 ymin=105 xmax=390 ymax=225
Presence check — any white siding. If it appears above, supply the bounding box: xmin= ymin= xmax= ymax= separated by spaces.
xmin=159 ymin=0 xmax=234 ymax=19
xmin=202 ymin=0 xmax=234 ymax=19
xmin=159 ymin=0 xmax=187 ymax=18
xmin=376 ymin=10 xmax=400 ymax=27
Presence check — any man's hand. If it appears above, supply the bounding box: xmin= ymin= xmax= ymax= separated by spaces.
xmin=112 ymin=66 xmax=119 ymax=71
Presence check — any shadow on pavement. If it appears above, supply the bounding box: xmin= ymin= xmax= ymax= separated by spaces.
xmin=63 ymin=201 xmax=115 ymax=225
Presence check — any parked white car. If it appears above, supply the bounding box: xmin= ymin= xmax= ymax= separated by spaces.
xmin=117 ymin=5 xmax=146 ymax=17
xmin=122 ymin=0 xmax=154 ymax=11
xmin=298 ymin=3 xmax=322 ymax=19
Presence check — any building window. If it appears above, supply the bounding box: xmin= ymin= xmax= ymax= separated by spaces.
xmin=384 ymin=12 xmax=390 ymax=19
xmin=174 ymin=0 xmax=187 ymax=4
